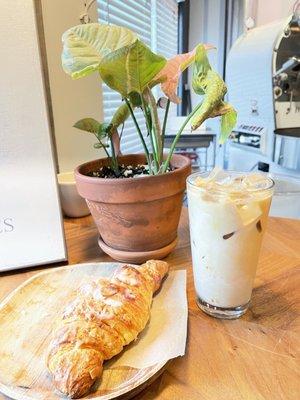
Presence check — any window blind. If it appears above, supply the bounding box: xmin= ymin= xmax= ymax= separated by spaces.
xmin=155 ymin=0 xmax=178 ymax=128
xmin=97 ymin=0 xmax=178 ymax=154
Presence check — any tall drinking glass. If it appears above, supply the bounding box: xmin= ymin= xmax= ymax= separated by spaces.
xmin=187 ymin=170 xmax=274 ymax=319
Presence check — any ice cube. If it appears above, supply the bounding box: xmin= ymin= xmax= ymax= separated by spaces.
xmin=209 ymin=168 xmax=232 ymax=185
xmin=210 ymin=170 xmax=246 ymax=193
xmin=194 ymin=167 xmax=222 ymax=187
xmin=207 ymin=167 xmax=223 ymax=181
xmin=194 ymin=198 xmax=256 ymax=236
xmin=195 ymin=168 xmax=234 ymax=191
xmin=236 ymin=201 xmax=262 ymax=226
xmin=216 ymin=175 xmax=234 ymax=186
xmin=242 ymin=173 xmax=268 ymax=190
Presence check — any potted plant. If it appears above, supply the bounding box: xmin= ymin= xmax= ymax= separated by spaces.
xmin=61 ymin=23 xmax=236 ymax=263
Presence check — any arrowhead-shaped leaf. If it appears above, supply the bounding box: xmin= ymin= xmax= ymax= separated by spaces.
xmin=191 ymin=45 xmax=228 ymax=130
xmin=153 ymin=44 xmax=214 ymax=103
xmin=99 ymin=40 xmax=166 ymax=96
xmin=74 ymin=118 xmax=114 ymax=141
xmin=73 ymin=118 xmax=101 ymax=134
xmin=191 ymin=70 xmax=227 ymax=129
xmin=110 ymin=93 xmax=141 ymax=128
xmin=111 ymin=103 xmax=130 ymax=128
xmin=62 ymin=23 xmax=137 ymax=79
xmin=192 ymin=45 xmax=215 ymax=95
xmin=220 ymin=104 xmax=237 ymax=143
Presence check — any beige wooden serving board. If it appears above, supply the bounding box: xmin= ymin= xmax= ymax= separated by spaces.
xmin=0 ymin=263 xmax=168 ymax=400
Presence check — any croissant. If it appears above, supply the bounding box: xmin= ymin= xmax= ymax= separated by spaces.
xmin=46 ymin=260 xmax=169 ymax=398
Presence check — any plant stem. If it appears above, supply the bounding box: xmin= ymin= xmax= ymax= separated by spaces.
xmin=161 ymin=99 xmax=170 ymax=157
xmin=148 ymin=128 xmax=159 ymax=174
xmin=124 ymin=98 xmax=153 ymax=174
xmin=162 ymin=102 xmax=202 ymax=173
xmin=140 ymin=93 xmax=158 ymax=173
xmin=119 ymin=123 xmax=125 ymax=141
xmin=94 ymin=133 xmax=111 ymax=160
xmin=144 ymin=87 xmax=163 ymax=166
xmin=109 ymin=136 xmax=119 ymax=175
xmin=101 ymin=143 xmax=111 ymax=159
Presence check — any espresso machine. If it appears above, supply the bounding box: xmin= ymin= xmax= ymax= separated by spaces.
xmin=225 ymin=13 xmax=300 ymax=177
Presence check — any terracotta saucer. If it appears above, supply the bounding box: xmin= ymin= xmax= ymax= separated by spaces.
xmin=98 ymin=236 xmax=178 ymax=264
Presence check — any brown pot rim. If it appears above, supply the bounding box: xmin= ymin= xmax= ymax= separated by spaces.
xmin=74 ymin=153 xmax=191 ymax=185
xmin=74 ymin=153 xmax=191 ymax=203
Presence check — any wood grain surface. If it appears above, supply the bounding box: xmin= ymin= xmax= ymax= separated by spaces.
xmin=0 ymin=207 xmax=299 ymax=400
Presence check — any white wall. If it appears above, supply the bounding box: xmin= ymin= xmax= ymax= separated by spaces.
xmin=188 ymin=0 xmax=296 ymax=112
xmin=41 ymin=0 xmax=104 ymax=172
xmin=188 ymin=0 xmax=296 ymax=167
xmin=246 ymin=0 xmax=295 ymax=26
xmin=188 ymin=0 xmax=226 ymax=111
xmin=188 ymin=0 xmax=296 ymax=93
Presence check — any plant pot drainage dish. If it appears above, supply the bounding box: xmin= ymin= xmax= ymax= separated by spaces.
xmin=61 ymin=22 xmax=236 ymax=262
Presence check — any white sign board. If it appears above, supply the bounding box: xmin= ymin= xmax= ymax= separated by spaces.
xmin=0 ymin=0 xmax=67 ymax=271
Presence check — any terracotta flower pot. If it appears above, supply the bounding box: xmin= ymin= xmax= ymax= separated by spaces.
xmin=75 ymin=154 xmax=191 ymax=263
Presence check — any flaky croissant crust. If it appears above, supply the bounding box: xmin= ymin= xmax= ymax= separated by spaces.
xmin=46 ymin=260 xmax=169 ymax=398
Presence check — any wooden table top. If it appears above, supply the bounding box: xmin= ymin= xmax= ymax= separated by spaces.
xmin=0 ymin=207 xmax=299 ymax=400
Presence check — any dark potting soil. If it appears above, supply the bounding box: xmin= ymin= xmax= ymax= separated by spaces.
xmin=87 ymin=164 xmax=173 ymax=179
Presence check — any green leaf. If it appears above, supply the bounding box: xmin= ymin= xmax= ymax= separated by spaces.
xmin=73 ymin=118 xmax=114 ymax=141
xmin=109 ymin=95 xmax=141 ymax=130
xmin=128 ymin=92 xmax=142 ymax=107
xmin=191 ymin=70 xmax=227 ymax=129
xmin=98 ymin=123 xmax=112 ymax=139
xmin=73 ymin=118 xmax=100 ymax=134
xmin=190 ymin=45 xmax=228 ymax=130
xmin=220 ymin=104 xmax=237 ymax=144
xmin=111 ymin=103 xmax=130 ymax=128
xmin=62 ymin=23 xmax=137 ymax=79
xmin=192 ymin=45 xmax=214 ymax=95
xmin=99 ymin=40 xmax=166 ymax=96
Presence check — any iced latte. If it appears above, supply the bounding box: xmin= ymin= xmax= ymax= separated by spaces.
xmin=187 ymin=169 xmax=274 ymax=319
